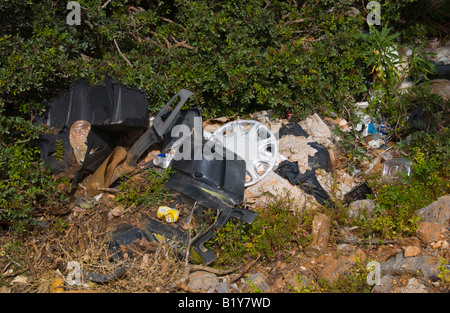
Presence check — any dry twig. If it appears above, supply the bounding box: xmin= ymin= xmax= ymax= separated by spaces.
xmin=113 ymin=38 xmax=133 ymax=68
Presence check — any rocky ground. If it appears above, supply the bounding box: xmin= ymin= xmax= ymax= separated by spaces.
xmin=1 ymin=107 xmax=449 ymax=294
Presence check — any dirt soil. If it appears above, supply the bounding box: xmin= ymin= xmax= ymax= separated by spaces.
xmin=0 ymin=118 xmax=449 ymax=294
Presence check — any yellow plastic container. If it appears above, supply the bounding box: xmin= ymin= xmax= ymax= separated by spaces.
xmin=157 ymin=206 xmax=179 ymax=223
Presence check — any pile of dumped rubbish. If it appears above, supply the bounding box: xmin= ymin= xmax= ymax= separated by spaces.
xmin=36 ymin=76 xmax=417 ymax=283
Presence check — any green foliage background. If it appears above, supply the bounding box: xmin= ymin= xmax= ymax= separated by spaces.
xmin=0 ymin=0 xmax=448 ymax=231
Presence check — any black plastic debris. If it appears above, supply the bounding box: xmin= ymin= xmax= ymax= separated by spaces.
xmin=108 ymin=224 xmax=155 ymax=262
xmin=36 ymin=76 xmax=148 ymax=175
xmin=38 ymin=127 xmax=74 ymax=174
xmin=307 ymin=141 xmax=332 ymax=173
xmin=70 ymin=88 xmax=194 ymax=197
xmin=275 ymin=160 xmax=334 ymax=209
xmin=165 ymin=125 xmax=257 ymax=264
xmin=279 ymin=123 xmax=309 ymax=138
xmin=92 ymin=88 xmax=194 ymax=189
xmin=406 ymin=105 xmax=428 ymax=131
xmin=161 ymin=106 xmax=203 ymax=154
xmin=276 ymin=121 xmax=334 ymax=208
xmin=278 ymin=122 xmax=332 ymax=173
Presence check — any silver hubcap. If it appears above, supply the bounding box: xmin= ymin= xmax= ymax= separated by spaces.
xmin=210 ymin=120 xmax=278 ymax=186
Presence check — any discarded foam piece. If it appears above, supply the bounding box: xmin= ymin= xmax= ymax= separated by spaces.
xmin=69 ymin=120 xmax=91 ymax=164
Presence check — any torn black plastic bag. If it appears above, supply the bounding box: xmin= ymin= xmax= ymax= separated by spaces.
xmin=36 ymin=76 xmax=148 ymax=175
xmin=279 ymin=123 xmax=332 ymax=173
xmin=275 ymin=160 xmax=334 ymax=209
xmin=279 ymin=123 xmax=309 ymax=138
xmin=307 ymin=142 xmax=332 ymax=173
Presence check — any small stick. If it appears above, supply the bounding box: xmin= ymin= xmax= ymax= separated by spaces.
xmin=113 ymin=38 xmax=133 ymax=67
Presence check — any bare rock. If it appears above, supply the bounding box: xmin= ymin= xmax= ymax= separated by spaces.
xmin=247 ymin=273 xmax=270 ymax=292
xmin=371 ymin=274 xmax=395 ymax=293
xmin=416 ymin=221 xmax=446 ymax=244
xmin=380 ymin=253 xmax=440 ymax=279
xmin=416 ymin=195 xmax=450 ymax=226
xmin=401 ymin=278 xmax=431 ymax=293
xmin=347 ymin=199 xmax=376 ymax=220
xmin=304 ymin=213 xmax=331 ymax=258
xmin=186 ymin=271 xmax=219 ymax=292
xmin=319 ymin=250 xmax=367 ymax=283
xmin=299 ymin=113 xmax=333 ymax=139
xmin=244 ymin=171 xmax=310 ymax=213
xmin=404 ymin=246 xmax=421 ymax=258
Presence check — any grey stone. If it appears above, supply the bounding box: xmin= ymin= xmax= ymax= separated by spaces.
xmin=186 ymin=271 xmax=219 ymax=292
xmin=347 ymin=199 xmax=376 ymax=220
xmin=401 ymin=278 xmax=431 ymax=293
xmin=215 ymin=282 xmax=230 ymax=293
xmin=371 ymin=274 xmax=395 ymax=293
xmin=247 ymin=273 xmax=269 ymax=292
xmin=416 ymin=195 xmax=450 ymax=226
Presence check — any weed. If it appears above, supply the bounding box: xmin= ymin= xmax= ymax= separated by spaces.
xmin=51 ymin=217 xmax=68 ymax=233
xmin=210 ymin=193 xmax=305 ymax=267
xmin=318 ymin=258 xmax=373 ymax=293
xmin=114 ymin=168 xmax=174 ymax=208
xmin=438 ymin=258 xmax=450 ymax=285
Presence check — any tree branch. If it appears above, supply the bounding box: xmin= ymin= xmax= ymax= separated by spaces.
xmin=170 ymin=35 xmax=197 ymax=51
xmin=99 ymin=0 xmax=111 ymax=10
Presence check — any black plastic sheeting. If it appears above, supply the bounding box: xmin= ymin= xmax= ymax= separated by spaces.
xmin=36 ymin=76 xmax=148 ymax=175
xmin=275 ymin=123 xmax=335 ymax=209
xmin=163 ymin=108 xmax=257 ymax=264
xmin=343 ymin=182 xmax=374 ymax=204
xmin=275 ymin=160 xmax=334 ymax=209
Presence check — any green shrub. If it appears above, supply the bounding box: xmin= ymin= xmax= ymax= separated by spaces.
xmin=0 ymin=0 xmax=445 ymax=233
xmin=0 ymin=109 xmax=69 ymax=232
xmin=357 ymin=129 xmax=450 ymax=239
xmin=114 ymin=168 xmax=173 ymax=208
xmin=210 ymin=193 xmax=304 ymax=267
